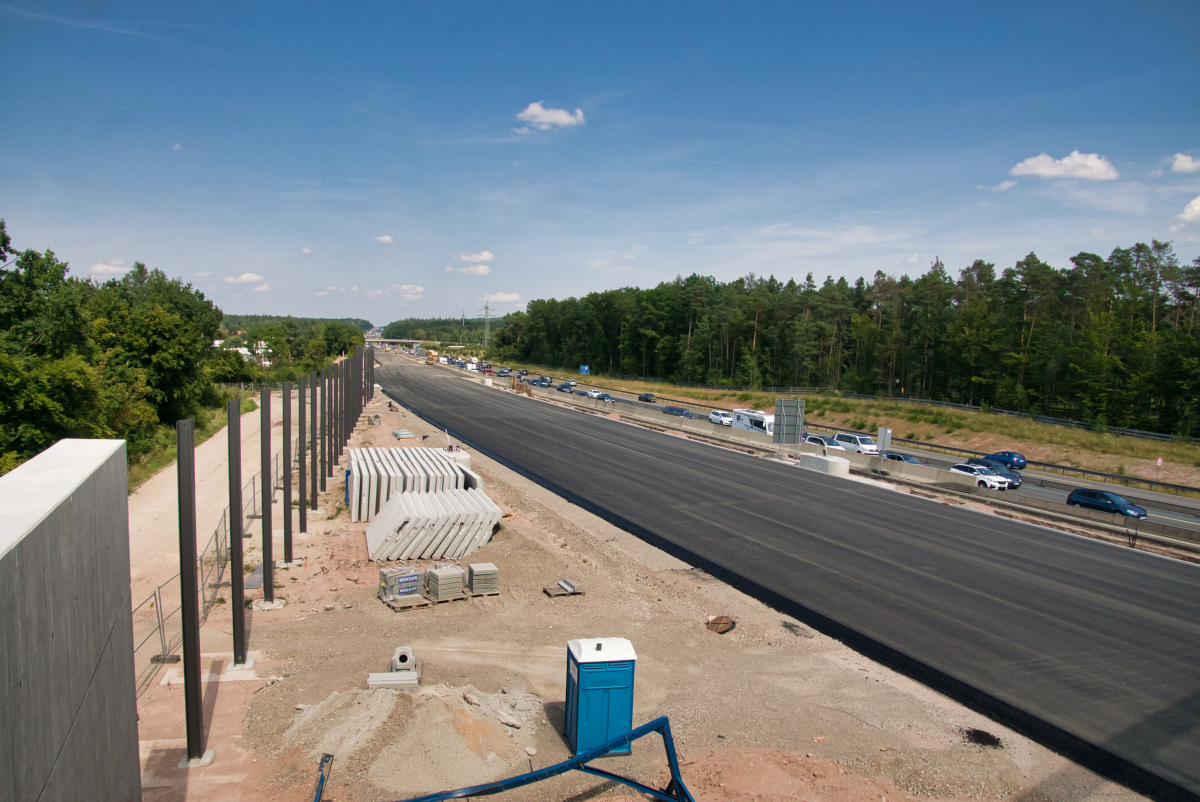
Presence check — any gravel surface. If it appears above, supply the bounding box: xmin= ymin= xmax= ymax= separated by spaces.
xmin=138 ymin=385 xmax=1147 ymax=801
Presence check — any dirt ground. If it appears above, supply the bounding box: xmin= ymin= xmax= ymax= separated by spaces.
xmin=134 ymin=379 xmax=1148 ymax=802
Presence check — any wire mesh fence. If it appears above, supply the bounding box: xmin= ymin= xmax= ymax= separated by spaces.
xmin=129 ymin=435 xmax=299 ymax=695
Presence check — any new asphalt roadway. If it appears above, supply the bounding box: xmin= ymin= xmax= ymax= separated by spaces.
xmin=377 ymin=355 xmax=1200 ymax=800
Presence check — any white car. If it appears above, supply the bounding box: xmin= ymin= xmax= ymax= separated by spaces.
xmin=586 ymin=389 xmax=603 ymax=399
xmin=951 ymin=464 xmax=1010 ymax=490
xmin=804 ymin=435 xmax=845 ymax=450
xmin=709 ymin=410 xmax=733 ymax=426
xmin=833 ymin=433 xmax=878 ymax=454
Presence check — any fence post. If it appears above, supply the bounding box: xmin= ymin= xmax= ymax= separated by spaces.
xmin=299 ymin=375 xmax=307 ymax=533
xmin=310 ymin=371 xmax=318 ymax=508
xmin=175 ymin=418 xmax=206 ymax=763
xmin=320 ymin=367 xmax=329 ymax=487
xmin=283 ymin=381 xmax=293 ymax=562
xmin=227 ymin=398 xmax=247 ymax=666
xmin=261 ymin=388 xmax=274 ymax=603
xmin=155 ymin=585 xmax=168 ymax=658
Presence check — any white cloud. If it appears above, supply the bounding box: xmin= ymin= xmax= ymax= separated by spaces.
xmin=992 ymin=180 xmax=1018 ymax=192
xmin=906 ymin=254 xmax=919 ymax=264
xmin=1147 ymin=169 xmax=1164 ymax=178
xmin=301 ymin=246 xmax=312 ymax=254
xmin=366 ymin=289 xmax=383 ymax=297
xmin=224 ymin=272 xmax=264 ymax=284
xmin=484 ymin=291 xmax=521 ymax=304
xmin=1010 ymin=151 xmax=1119 ymax=181
xmin=1091 ymin=226 xmax=1107 ymax=236
xmin=446 ymin=264 xmax=491 ymax=275
xmin=622 ymin=254 xmax=636 ymax=261
xmin=315 ymin=286 xmax=345 ymax=296
xmin=391 ymin=284 xmax=424 ymax=301
xmin=1172 ymin=154 xmax=1200 ymax=174
xmin=458 ymin=250 xmax=494 ymax=263
xmin=351 ymin=285 xmax=358 ymax=292
xmin=514 ymin=101 xmax=585 ymax=132
xmin=172 ymin=143 xmax=182 ymax=151
xmin=374 ymin=235 xmax=394 ymax=244
xmin=91 ymin=259 xmax=129 ymax=275
xmin=196 ymin=271 xmax=212 ymax=278
xmin=252 ymin=283 xmax=269 ymax=292
xmin=1179 ymin=195 xmax=1200 ymax=223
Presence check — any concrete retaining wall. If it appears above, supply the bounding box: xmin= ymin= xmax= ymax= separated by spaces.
xmin=0 ymin=440 xmax=141 ymax=802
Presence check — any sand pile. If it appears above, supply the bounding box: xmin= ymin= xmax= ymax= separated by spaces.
xmin=366 ymin=682 xmax=548 ymax=796
xmin=282 ymin=688 xmax=398 ymax=759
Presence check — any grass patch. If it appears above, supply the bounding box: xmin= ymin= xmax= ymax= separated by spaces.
xmin=126 ymin=393 xmax=258 ymax=493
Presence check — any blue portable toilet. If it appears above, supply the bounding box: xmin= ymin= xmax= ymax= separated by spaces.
xmin=564 ymin=637 xmax=637 ymax=756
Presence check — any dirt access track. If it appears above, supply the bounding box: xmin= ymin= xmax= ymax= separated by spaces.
xmin=134 ymin=388 xmax=1146 ymax=802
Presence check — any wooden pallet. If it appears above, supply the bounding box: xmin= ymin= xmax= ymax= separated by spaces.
xmin=384 ymin=591 xmax=501 ymax=611
xmin=543 ymin=584 xmax=585 ymax=598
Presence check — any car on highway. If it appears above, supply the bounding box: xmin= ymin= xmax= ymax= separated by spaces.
xmin=987 ymin=451 xmax=1027 ymax=470
xmin=833 ymin=433 xmax=879 ymax=454
xmin=586 ymin=389 xmax=603 ymax=399
xmin=804 ymin=435 xmax=845 ymax=450
xmin=556 ymin=383 xmax=573 ymax=392
xmin=596 ymin=393 xmax=616 ymax=403
xmin=967 ymin=457 xmax=1022 ymax=488
xmin=883 ymin=452 xmax=925 ymax=465
xmin=951 ymin=464 xmax=1010 ymax=490
xmin=709 ymin=410 xmax=733 ymax=426
xmin=496 ymin=368 xmax=511 ymax=377
xmin=662 ymin=406 xmax=695 ymax=418
xmin=1066 ymin=489 xmax=1147 ymax=519
xmin=638 ymin=393 xmax=657 ymax=403
xmin=518 ymin=369 xmax=528 ymax=376
xmin=574 ymin=390 xmax=589 ymax=396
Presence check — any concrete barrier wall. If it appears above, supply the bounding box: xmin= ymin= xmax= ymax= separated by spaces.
xmin=0 ymin=440 xmax=141 ymax=802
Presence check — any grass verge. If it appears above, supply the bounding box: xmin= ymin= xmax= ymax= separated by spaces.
xmin=126 ymin=393 xmax=259 ymax=493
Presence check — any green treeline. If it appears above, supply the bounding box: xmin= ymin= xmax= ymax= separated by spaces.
xmin=487 ymin=241 xmax=1200 ymax=435
xmin=382 ymin=317 xmax=491 ymax=345
xmin=0 ymin=221 xmax=226 ymax=474
xmin=222 ymin=314 xmax=372 ymax=333
xmin=213 ymin=317 xmax=366 ymax=383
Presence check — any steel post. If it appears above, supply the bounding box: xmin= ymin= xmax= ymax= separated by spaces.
xmin=261 ymin=389 xmax=274 ymax=602
xmin=176 ymin=419 xmax=204 ymax=760
xmin=299 ymin=375 xmax=307 ymax=533
xmin=283 ymin=381 xmax=293 ymax=562
xmin=310 ymin=371 xmax=318 ymax=505
xmin=320 ymin=368 xmax=328 ymax=487
xmin=227 ymin=400 xmax=246 ymax=666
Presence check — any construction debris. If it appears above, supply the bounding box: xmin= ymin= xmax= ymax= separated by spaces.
xmin=392 ymin=429 xmax=415 ymax=440
xmin=543 ymin=578 xmax=584 ymax=597
xmin=706 ymin=615 xmax=735 ymax=633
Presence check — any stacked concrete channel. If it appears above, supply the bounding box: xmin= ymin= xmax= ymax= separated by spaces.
xmin=351 ymin=446 xmax=503 ymax=561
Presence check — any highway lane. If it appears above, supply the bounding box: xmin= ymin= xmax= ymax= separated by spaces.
xmin=380 ymin=356 xmax=1200 ymax=799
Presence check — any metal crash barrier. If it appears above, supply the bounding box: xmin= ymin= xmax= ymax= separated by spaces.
xmin=385 ymin=716 xmax=695 ymax=802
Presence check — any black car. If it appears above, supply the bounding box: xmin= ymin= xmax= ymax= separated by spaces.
xmin=556 ymin=383 xmax=573 ymax=392
xmin=518 ymin=369 xmax=528 ymax=375
xmin=967 ymin=457 xmax=1022 ymax=487
xmin=638 ymin=393 xmax=657 ymax=403
xmin=662 ymin=406 xmax=694 ymax=418
xmin=1066 ymin=489 xmax=1147 ymax=519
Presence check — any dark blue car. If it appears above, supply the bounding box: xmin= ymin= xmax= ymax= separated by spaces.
xmin=1066 ymin=489 xmax=1147 ymax=519
xmin=987 ymin=451 xmax=1027 ymax=470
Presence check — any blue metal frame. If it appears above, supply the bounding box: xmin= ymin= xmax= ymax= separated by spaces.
xmin=387 ymin=716 xmax=695 ymax=802
xmin=311 ymin=753 xmax=335 ymax=801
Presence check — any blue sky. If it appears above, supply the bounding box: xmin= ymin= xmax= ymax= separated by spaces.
xmin=2 ymin=1 xmax=1198 ymax=324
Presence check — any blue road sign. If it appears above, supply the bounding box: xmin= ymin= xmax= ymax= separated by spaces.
xmin=580 ymin=366 xmax=589 ymax=375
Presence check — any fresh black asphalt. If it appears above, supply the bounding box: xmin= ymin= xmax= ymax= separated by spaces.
xmin=377 ymin=357 xmax=1200 ymax=800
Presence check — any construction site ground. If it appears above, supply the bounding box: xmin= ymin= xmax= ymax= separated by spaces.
xmin=135 ymin=388 xmax=1146 ymax=802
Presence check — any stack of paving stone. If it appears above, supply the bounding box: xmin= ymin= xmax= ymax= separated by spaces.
xmin=425 ymin=566 xmax=465 ymax=601
xmin=468 ymin=563 xmax=498 ymax=595
xmin=377 ymin=566 xmax=423 ymax=600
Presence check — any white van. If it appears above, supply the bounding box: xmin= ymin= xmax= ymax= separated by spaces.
xmin=731 ymin=409 xmax=774 ymax=436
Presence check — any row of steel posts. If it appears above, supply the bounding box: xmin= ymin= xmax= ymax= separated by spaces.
xmin=175 ymin=345 xmax=376 ymax=762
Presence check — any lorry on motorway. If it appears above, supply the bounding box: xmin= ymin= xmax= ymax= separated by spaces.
xmin=732 ymin=409 xmax=774 ymax=436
